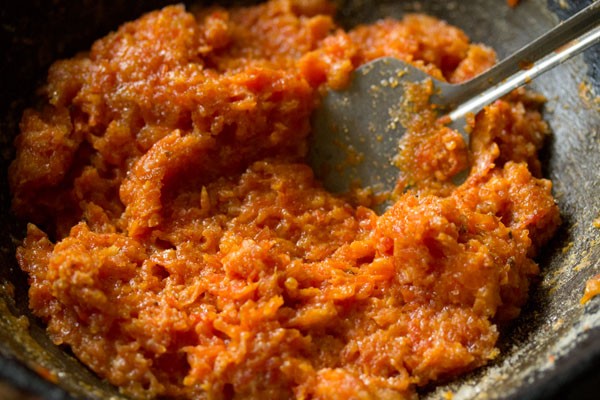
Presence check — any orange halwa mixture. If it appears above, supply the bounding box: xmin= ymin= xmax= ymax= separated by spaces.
xmin=10 ymin=1 xmax=560 ymax=399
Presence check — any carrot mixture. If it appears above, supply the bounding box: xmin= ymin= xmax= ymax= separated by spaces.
xmin=9 ymin=1 xmax=560 ymax=399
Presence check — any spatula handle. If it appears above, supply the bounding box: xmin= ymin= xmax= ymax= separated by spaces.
xmin=448 ymin=1 xmax=600 ymax=122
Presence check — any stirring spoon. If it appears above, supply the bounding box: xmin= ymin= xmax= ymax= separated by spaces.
xmin=309 ymin=1 xmax=600 ymax=211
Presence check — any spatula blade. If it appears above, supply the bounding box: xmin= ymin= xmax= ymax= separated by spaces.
xmin=308 ymin=57 xmax=443 ymax=209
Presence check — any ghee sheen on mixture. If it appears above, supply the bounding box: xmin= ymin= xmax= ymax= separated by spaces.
xmin=9 ymin=1 xmax=560 ymax=399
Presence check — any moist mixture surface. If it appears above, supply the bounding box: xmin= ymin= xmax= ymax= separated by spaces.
xmin=10 ymin=1 xmax=560 ymax=399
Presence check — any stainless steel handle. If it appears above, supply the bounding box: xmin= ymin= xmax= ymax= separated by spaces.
xmin=447 ymin=1 xmax=600 ymax=122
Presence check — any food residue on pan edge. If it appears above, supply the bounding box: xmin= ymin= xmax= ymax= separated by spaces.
xmin=581 ymin=274 xmax=600 ymax=305
xmin=9 ymin=1 xmax=561 ymax=399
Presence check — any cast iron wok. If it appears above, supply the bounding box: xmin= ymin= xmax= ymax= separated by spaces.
xmin=0 ymin=0 xmax=598 ymax=399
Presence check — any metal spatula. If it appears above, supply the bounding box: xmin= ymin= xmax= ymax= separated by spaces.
xmin=309 ymin=1 xmax=600 ymax=208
